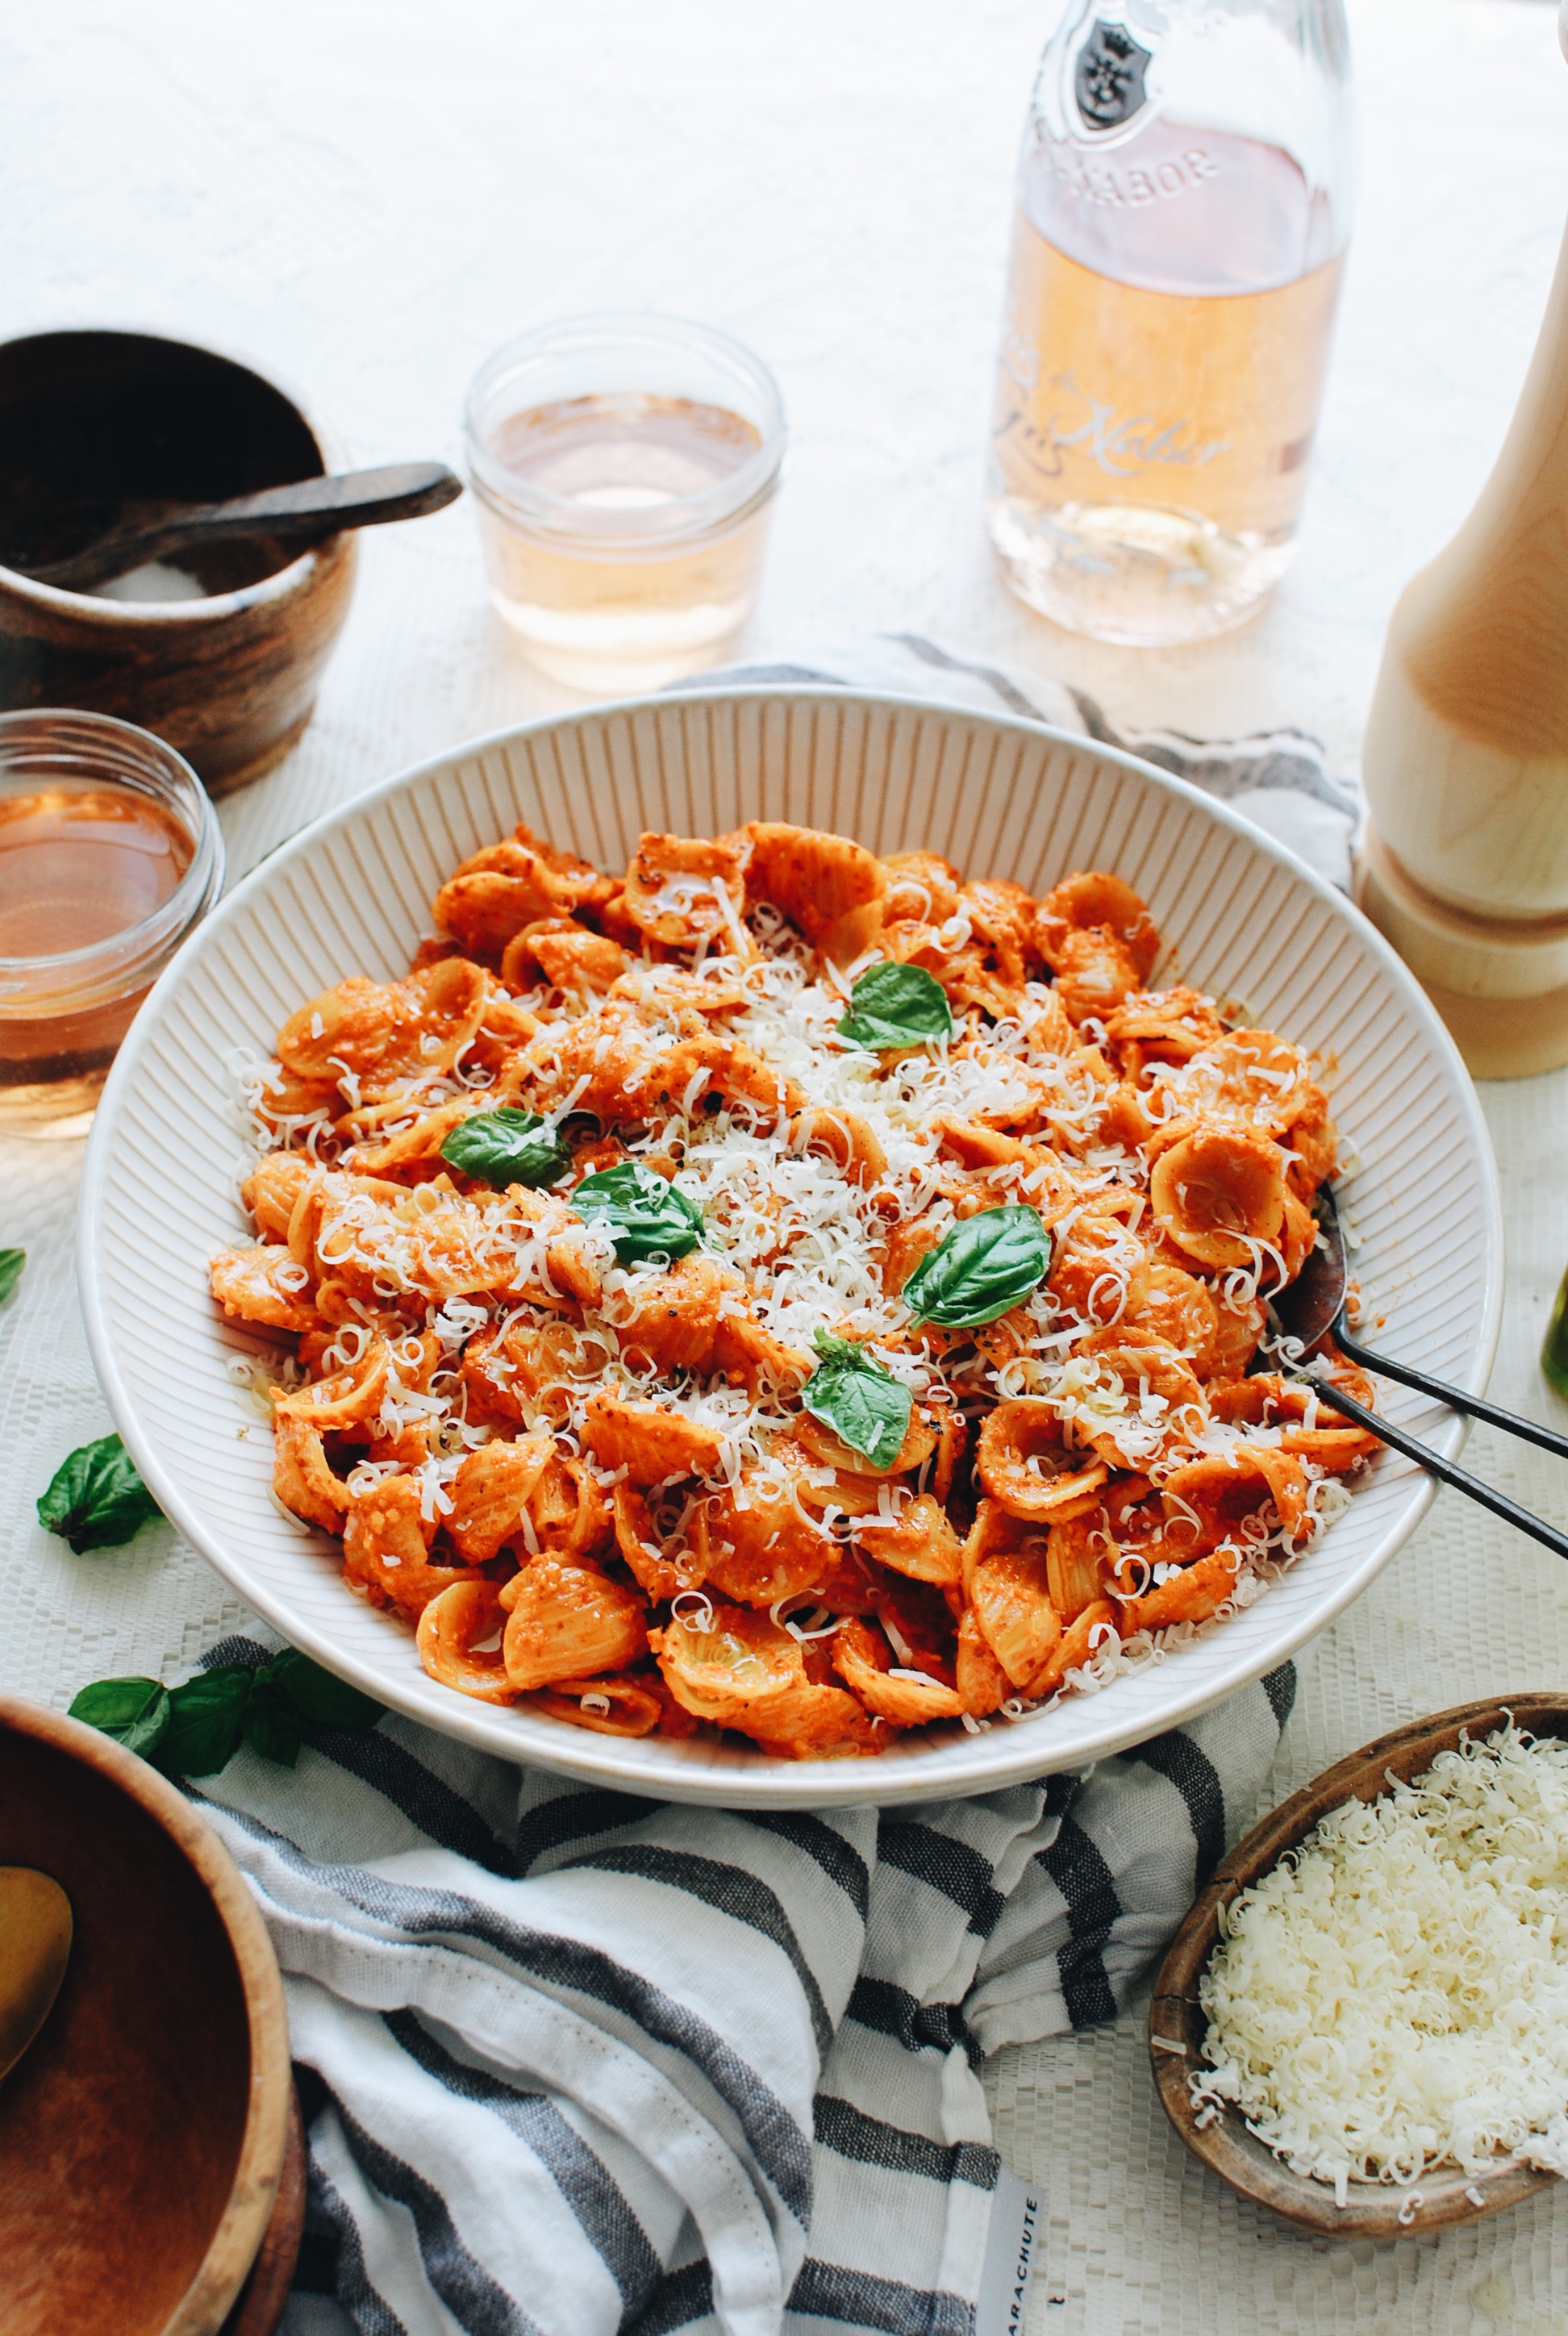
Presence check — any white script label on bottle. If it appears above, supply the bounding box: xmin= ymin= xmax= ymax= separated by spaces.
xmin=997 ymin=368 xmax=1229 ymax=481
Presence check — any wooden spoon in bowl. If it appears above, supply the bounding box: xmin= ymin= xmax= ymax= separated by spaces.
xmin=19 ymin=461 xmax=462 ymax=594
xmin=0 ymin=1866 xmax=73 ymax=2085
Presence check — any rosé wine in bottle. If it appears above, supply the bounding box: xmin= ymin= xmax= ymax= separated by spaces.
xmin=989 ymin=1 xmax=1356 ymax=646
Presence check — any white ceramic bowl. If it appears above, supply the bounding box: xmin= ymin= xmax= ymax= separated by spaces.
xmin=78 ymin=690 xmax=1502 ymax=1808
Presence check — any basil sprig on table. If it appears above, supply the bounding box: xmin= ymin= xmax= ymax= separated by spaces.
xmin=440 ymin=1107 xmax=571 ymax=1190
xmin=902 ymin=1205 xmax=1053 ymax=1329
xmin=802 ymin=1333 xmax=914 ymax=1470
xmin=70 ymin=1676 xmax=172 ymax=1760
xmin=36 ymin=1432 xmax=161 ymax=1554
xmin=570 ymin=1163 xmax=705 ymax=1265
xmin=836 ymin=962 xmax=953 ymax=1052
xmin=69 ymin=1648 xmax=384 ymax=1777
xmin=0 ymin=1247 xmax=24 ymax=1306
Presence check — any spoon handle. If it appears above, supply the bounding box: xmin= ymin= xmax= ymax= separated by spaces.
xmin=1334 ymin=1324 xmax=1568 ymax=1463
xmin=27 ymin=462 xmax=461 ymax=592
xmin=1299 ymin=1376 xmax=1568 ymax=1562
xmin=163 ymin=462 xmax=462 ymax=543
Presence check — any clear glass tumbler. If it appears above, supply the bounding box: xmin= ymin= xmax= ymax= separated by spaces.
xmin=465 ymin=315 xmax=786 ymax=694
xmin=988 ymin=0 xmax=1357 ymax=646
xmin=0 ymin=709 xmax=223 ymax=1137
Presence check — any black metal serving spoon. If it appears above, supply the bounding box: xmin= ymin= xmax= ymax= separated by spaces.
xmin=1268 ymin=1186 xmax=1568 ymax=1560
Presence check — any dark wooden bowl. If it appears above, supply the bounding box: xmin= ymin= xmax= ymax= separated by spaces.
xmin=0 ymin=330 xmax=357 ymax=795
xmin=222 ymin=2088 xmax=306 ymax=2336
xmin=0 ymin=1696 xmax=296 ymax=2334
xmin=1150 ymin=1693 xmax=1568 ymax=2239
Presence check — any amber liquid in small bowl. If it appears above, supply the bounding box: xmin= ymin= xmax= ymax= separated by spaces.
xmin=0 ymin=784 xmax=193 ymax=954
xmin=0 ymin=711 xmax=222 ymax=1137
xmin=0 ymin=786 xmax=191 ymax=1101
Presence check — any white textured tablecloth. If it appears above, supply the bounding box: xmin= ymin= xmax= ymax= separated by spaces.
xmin=5 ymin=2 xmax=1568 ymax=2327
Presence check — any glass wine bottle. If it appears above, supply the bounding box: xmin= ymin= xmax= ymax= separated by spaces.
xmin=988 ymin=0 xmax=1357 ymax=646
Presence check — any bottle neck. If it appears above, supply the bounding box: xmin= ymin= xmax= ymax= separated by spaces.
xmin=1024 ymin=0 xmax=1354 ymax=290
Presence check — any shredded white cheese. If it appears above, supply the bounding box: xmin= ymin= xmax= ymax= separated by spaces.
xmin=1195 ymin=1723 xmax=1568 ymax=2192
xmin=231 ymin=876 xmax=1362 ymax=1725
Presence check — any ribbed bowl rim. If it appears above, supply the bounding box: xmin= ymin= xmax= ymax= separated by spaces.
xmin=77 ymin=687 xmax=1503 ymax=1808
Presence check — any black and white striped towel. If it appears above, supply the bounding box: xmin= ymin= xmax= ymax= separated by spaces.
xmin=672 ymin=633 xmax=1358 ymax=895
xmin=194 ymin=1637 xmax=1295 ymax=2336
xmin=199 ymin=639 xmax=1337 ymax=2334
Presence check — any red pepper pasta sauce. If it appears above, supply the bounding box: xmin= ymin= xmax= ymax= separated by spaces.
xmin=211 ymin=820 xmax=1376 ymax=1759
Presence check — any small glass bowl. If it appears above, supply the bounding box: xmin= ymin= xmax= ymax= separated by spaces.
xmin=0 ymin=709 xmax=224 ymax=1137
xmin=465 ymin=314 xmax=786 ymax=693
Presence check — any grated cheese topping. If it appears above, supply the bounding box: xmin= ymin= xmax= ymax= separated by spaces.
xmin=217 ymin=823 xmax=1374 ymax=1753
xmin=1195 ymin=1724 xmax=1568 ymax=2194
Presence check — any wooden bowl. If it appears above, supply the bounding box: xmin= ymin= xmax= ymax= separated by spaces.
xmin=0 ymin=330 xmax=357 ymax=795
xmin=0 ymin=1696 xmax=297 ymax=2334
xmin=222 ymin=2090 xmax=306 ymax=2336
xmin=1150 ymin=1693 xmax=1568 ymax=2238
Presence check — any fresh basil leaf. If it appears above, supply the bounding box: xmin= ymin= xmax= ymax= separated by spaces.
xmin=64 ymin=1646 xmax=384 ymax=1785
xmin=0 ymin=1248 xmax=24 ymax=1306
xmin=69 ymin=1676 xmax=172 ymax=1760
xmin=571 ymin=1163 xmax=704 ymax=1264
xmin=837 ymin=962 xmax=953 ymax=1051
xmin=802 ymin=1333 xmax=913 ymax=1470
xmin=440 ymin=1107 xmax=571 ymax=1190
xmin=243 ymin=1673 xmax=304 ymax=1768
xmin=160 ymin=1666 xmax=254 ymax=1776
xmin=37 ymin=1433 xmax=162 ymax=1554
xmin=266 ymin=1647 xmax=385 ymax=1732
xmin=902 ymin=1205 xmax=1053 ymax=1329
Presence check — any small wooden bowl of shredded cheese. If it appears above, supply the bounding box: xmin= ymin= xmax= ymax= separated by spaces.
xmin=1150 ymin=1694 xmax=1568 ymax=2237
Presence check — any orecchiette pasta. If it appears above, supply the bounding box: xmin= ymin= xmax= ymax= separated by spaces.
xmin=212 ymin=817 xmax=1378 ymax=1759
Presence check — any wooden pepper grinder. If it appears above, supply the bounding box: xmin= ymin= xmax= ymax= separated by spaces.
xmin=1356 ymin=1 xmax=1568 ymax=1078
